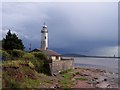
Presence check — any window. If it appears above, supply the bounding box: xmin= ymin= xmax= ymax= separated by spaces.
xmin=56 ymin=56 xmax=59 ymax=60
xmin=45 ymin=36 xmax=46 ymax=39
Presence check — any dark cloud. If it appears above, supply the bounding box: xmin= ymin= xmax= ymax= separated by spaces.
xmin=2 ymin=2 xmax=118 ymax=56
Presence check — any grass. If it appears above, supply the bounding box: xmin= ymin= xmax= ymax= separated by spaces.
xmin=2 ymin=60 xmax=41 ymax=88
xmin=2 ymin=50 xmax=79 ymax=88
xmin=21 ymin=78 xmax=40 ymax=88
xmin=75 ymin=77 xmax=88 ymax=81
xmin=62 ymin=73 xmax=73 ymax=79
xmin=2 ymin=58 xmax=88 ymax=88
xmin=44 ymin=80 xmax=52 ymax=84
xmin=2 ymin=59 xmax=54 ymax=88
xmin=60 ymin=79 xmax=73 ymax=88
xmin=60 ymin=69 xmax=72 ymax=74
xmin=58 ymin=69 xmax=74 ymax=88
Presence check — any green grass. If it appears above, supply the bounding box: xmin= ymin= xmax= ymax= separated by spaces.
xmin=59 ymin=70 xmax=74 ymax=88
xmin=44 ymin=80 xmax=52 ymax=84
xmin=75 ymin=77 xmax=88 ymax=81
xmin=62 ymin=73 xmax=73 ymax=79
xmin=60 ymin=79 xmax=73 ymax=88
xmin=60 ymin=69 xmax=72 ymax=74
xmin=21 ymin=78 xmax=40 ymax=88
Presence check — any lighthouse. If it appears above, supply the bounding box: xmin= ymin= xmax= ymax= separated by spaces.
xmin=41 ymin=23 xmax=48 ymax=50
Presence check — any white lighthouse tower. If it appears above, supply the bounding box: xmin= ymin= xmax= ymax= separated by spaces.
xmin=41 ymin=23 xmax=48 ymax=50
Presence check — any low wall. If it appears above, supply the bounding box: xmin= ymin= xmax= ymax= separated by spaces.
xmin=49 ymin=59 xmax=74 ymax=75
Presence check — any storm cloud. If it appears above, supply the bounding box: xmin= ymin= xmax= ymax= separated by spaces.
xmin=1 ymin=2 xmax=118 ymax=56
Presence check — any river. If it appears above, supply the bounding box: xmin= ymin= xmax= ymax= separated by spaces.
xmin=64 ymin=57 xmax=118 ymax=73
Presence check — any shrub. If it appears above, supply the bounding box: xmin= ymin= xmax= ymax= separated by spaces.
xmin=23 ymin=53 xmax=35 ymax=60
xmin=28 ymin=62 xmax=35 ymax=69
xmin=12 ymin=49 xmax=25 ymax=58
xmin=31 ymin=52 xmax=47 ymax=60
xmin=7 ymin=78 xmax=20 ymax=88
xmin=30 ymin=59 xmax=45 ymax=73
xmin=0 ymin=50 xmax=10 ymax=60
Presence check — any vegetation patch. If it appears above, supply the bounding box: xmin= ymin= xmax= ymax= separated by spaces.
xmin=60 ymin=69 xmax=72 ymax=74
xmin=2 ymin=60 xmax=40 ymax=88
xmin=44 ymin=80 xmax=52 ymax=84
xmin=58 ymin=69 xmax=74 ymax=88
xmin=0 ymin=50 xmax=10 ymax=60
xmin=75 ymin=77 xmax=88 ymax=81
xmin=31 ymin=52 xmax=47 ymax=60
xmin=59 ymin=79 xmax=73 ymax=88
xmin=12 ymin=49 xmax=25 ymax=58
xmin=23 ymin=53 xmax=35 ymax=60
xmin=62 ymin=73 xmax=73 ymax=79
xmin=21 ymin=78 xmax=40 ymax=88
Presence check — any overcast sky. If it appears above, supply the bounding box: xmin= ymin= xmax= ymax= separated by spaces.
xmin=1 ymin=2 xmax=118 ymax=56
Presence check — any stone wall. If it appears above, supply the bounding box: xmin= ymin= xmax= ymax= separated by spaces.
xmin=49 ymin=59 xmax=74 ymax=75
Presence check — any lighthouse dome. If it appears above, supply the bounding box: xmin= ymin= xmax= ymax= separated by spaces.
xmin=41 ymin=23 xmax=48 ymax=33
xmin=43 ymin=24 xmax=47 ymax=28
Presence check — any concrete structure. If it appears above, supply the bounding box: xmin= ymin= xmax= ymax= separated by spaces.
xmin=49 ymin=59 xmax=74 ymax=75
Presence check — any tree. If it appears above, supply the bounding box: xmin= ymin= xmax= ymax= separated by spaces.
xmin=2 ymin=29 xmax=25 ymax=50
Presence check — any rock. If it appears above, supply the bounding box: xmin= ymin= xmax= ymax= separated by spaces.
xmin=87 ymin=81 xmax=92 ymax=84
xmin=94 ymin=77 xmax=98 ymax=79
xmin=98 ymin=76 xmax=107 ymax=82
xmin=80 ymin=73 xmax=89 ymax=76
xmin=104 ymin=78 xmax=107 ymax=81
xmin=96 ymin=82 xmax=109 ymax=88
xmin=72 ymin=78 xmax=75 ymax=81
xmin=50 ymin=83 xmax=60 ymax=88
xmin=75 ymin=67 xmax=77 ymax=69
xmin=96 ymin=81 xmax=100 ymax=84
xmin=50 ymin=86 xmax=55 ymax=88
xmin=55 ymin=84 xmax=60 ymax=88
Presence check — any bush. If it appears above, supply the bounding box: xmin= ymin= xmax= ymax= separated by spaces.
xmin=31 ymin=52 xmax=47 ymax=60
xmin=12 ymin=49 xmax=25 ymax=58
xmin=28 ymin=62 xmax=35 ymax=69
xmin=23 ymin=53 xmax=35 ymax=60
xmin=0 ymin=50 xmax=10 ymax=60
xmin=30 ymin=59 xmax=45 ymax=73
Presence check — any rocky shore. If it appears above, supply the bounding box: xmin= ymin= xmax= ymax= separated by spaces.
xmin=49 ymin=67 xmax=118 ymax=88
xmin=73 ymin=67 xmax=118 ymax=88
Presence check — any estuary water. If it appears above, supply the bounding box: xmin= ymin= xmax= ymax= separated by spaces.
xmin=64 ymin=57 xmax=119 ymax=73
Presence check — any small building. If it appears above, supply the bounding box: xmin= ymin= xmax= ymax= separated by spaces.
xmin=32 ymin=48 xmax=61 ymax=61
xmin=41 ymin=49 xmax=61 ymax=61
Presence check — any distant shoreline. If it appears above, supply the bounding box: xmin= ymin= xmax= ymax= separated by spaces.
xmin=62 ymin=54 xmax=120 ymax=58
